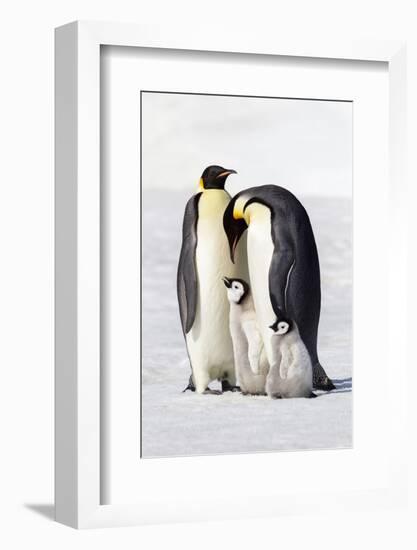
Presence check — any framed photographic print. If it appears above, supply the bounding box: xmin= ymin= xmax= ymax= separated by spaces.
xmin=55 ymin=21 xmax=407 ymax=528
xmin=139 ymin=90 xmax=352 ymax=459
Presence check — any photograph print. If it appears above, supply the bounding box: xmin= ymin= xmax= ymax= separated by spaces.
xmin=141 ymin=91 xmax=352 ymax=458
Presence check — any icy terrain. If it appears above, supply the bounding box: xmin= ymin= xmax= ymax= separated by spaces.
xmin=141 ymin=190 xmax=352 ymax=458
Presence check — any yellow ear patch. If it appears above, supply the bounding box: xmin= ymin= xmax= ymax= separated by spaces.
xmin=233 ymin=196 xmax=247 ymax=220
xmin=233 ymin=206 xmax=244 ymax=220
xmin=233 ymin=196 xmax=256 ymax=224
xmin=198 ymin=178 xmax=204 ymax=191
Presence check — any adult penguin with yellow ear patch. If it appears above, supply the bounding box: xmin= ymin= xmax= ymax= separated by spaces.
xmin=223 ymin=184 xmax=335 ymax=391
xmin=177 ymin=165 xmax=248 ymax=394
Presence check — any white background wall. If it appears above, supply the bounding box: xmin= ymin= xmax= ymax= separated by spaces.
xmin=0 ymin=1 xmax=416 ymax=548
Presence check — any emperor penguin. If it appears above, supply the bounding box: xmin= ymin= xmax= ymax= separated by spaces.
xmin=267 ymin=312 xmax=315 ymax=399
xmin=223 ymin=184 xmax=335 ymax=391
xmin=223 ymin=277 xmax=268 ymax=395
xmin=177 ymin=165 xmax=248 ymax=394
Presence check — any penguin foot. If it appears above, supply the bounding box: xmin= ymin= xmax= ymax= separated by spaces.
xmin=313 ymin=378 xmax=336 ymax=392
xmin=182 ymin=376 xmax=222 ymax=395
xmin=308 ymin=392 xmax=318 ymax=398
xmin=182 ymin=375 xmax=196 ymax=393
xmin=313 ymin=364 xmax=336 ymax=391
xmin=221 ymin=380 xmax=241 ymax=393
xmin=202 ymin=388 xmax=222 ymax=395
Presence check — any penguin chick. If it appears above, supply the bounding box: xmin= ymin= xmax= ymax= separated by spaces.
xmin=266 ymin=313 xmax=315 ymax=399
xmin=223 ymin=277 xmax=269 ymax=395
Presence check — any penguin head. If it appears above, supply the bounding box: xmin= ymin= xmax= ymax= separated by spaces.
xmin=269 ymin=316 xmax=293 ymax=335
xmin=199 ymin=165 xmax=237 ymax=190
xmin=222 ymin=277 xmax=249 ymax=305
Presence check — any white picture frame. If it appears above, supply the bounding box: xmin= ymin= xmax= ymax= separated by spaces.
xmin=55 ymin=21 xmax=407 ymax=529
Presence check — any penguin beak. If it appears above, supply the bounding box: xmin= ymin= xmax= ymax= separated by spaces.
xmin=216 ymin=169 xmax=237 ymax=179
xmin=222 ymin=277 xmax=232 ymax=288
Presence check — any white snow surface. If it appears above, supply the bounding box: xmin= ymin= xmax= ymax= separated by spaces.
xmin=141 ymin=190 xmax=352 ymax=458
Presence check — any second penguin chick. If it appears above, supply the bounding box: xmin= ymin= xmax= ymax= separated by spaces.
xmin=223 ymin=277 xmax=268 ymax=395
xmin=267 ymin=313 xmax=315 ymax=399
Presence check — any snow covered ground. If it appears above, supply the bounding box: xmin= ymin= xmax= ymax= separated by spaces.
xmin=141 ymin=190 xmax=352 ymax=458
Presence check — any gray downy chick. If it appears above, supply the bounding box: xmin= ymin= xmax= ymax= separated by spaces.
xmin=267 ymin=313 xmax=315 ymax=398
xmin=223 ymin=277 xmax=269 ymax=395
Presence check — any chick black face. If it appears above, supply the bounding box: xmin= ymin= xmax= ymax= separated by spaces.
xmin=200 ymin=165 xmax=237 ymax=190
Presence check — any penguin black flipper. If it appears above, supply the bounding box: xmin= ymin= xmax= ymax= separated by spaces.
xmin=268 ymin=237 xmax=296 ymax=316
xmin=177 ymin=193 xmax=202 ymax=334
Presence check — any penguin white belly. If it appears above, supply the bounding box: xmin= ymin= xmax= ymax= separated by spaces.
xmin=246 ymin=205 xmax=275 ymax=365
xmin=186 ymin=190 xmax=247 ymax=392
